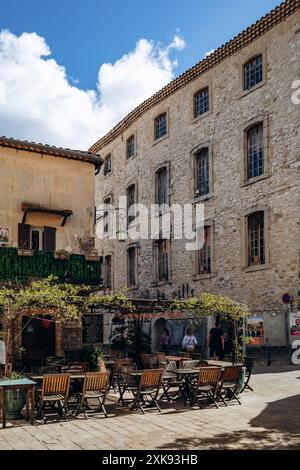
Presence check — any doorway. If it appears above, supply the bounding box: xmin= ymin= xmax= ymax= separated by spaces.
xmin=22 ymin=315 xmax=55 ymax=370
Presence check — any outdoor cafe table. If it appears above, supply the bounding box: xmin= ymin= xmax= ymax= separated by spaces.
xmin=0 ymin=378 xmax=36 ymax=428
xmin=173 ymin=369 xmax=200 ymax=404
xmin=165 ymin=356 xmax=185 ymax=367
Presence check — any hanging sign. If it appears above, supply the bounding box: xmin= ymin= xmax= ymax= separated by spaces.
xmin=282 ymin=293 xmax=293 ymax=304
xmin=0 ymin=340 xmax=6 ymax=364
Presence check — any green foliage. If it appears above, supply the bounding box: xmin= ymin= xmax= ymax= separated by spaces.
xmin=0 ymin=275 xmax=88 ymax=323
xmin=83 ymin=345 xmax=103 ymax=372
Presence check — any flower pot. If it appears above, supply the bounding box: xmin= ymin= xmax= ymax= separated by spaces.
xmin=5 ymin=388 xmax=26 ymax=420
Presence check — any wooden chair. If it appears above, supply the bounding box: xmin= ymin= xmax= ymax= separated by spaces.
xmin=67 ymin=362 xmax=89 ymax=373
xmin=156 ymin=352 xmax=166 ymax=368
xmin=140 ymin=354 xmax=154 ymax=369
xmin=110 ymin=358 xmax=132 ymax=391
xmin=181 ymin=359 xmax=200 ymax=369
xmin=190 ymin=367 xmax=222 ymax=408
xmin=241 ymin=356 xmax=254 ymax=392
xmin=117 ymin=364 xmax=138 ymax=406
xmin=130 ymin=369 xmax=163 ymax=414
xmin=75 ymin=372 xmax=110 ymax=419
xmin=218 ymin=365 xmax=242 ymax=406
xmin=160 ymin=361 xmax=182 ymax=402
xmin=38 ymin=366 xmax=57 ymax=375
xmin=36 ymin=374 xmax=70 ymax=422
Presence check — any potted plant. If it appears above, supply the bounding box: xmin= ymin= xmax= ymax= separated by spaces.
xmin=54 ymin=249 xmax=71 ymax=260
xmin=3 ymin=371 xmax=26 ymax=420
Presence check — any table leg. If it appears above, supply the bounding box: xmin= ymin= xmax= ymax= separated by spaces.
xmin=1 ymin=388 xmax=6 ymax=428
xmin=25 ymin=387 xmax=30 ymax=421
xmin=31 ymin=386 xmax=35 ymax=425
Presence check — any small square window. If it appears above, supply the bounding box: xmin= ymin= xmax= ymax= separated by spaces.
xmin=127 ymin=135 xmax=135 ymax=159
xmin=244 ymin=55 xmax=263 ymax=91
xmin=154 ymin=113 xmax=167 ymax=140
xmin=194 ymin=88 xmax=209 ymax=117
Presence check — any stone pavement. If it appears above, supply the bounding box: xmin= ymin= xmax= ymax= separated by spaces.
xmin=0 ymin=366 xmax=300 ymax=450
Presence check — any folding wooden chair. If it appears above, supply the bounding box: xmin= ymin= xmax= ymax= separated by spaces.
xmin=160 ymin=361 xmax=182 ymax=402
xmin=130 ymin=369 xmax=163 ymax=414
xmin=110 ymin=358 xmax=132 ymax=392
xmin=190 ymin=367 xmax=222 ymax=408
xmin=218 ymin=365 xmax=242 ymax=406
xmin=117 ymin=364 xmax=138 ymax=406
xmin=181 ymin=359 xmax=200 ymax=369
xmin=241 ymin=356 xmax=254 ymax=392
xmin=36 ymin=374 xmax=70 ymax=422
xmin=75 ymin=372 xmax=110 ymax=419
xmin=140 ymin=354 xmax=154 ymax=369
xmin=156 ymin=352 xmax=167 ymax=368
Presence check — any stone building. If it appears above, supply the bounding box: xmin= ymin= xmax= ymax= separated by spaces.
xmin=0 ymin=137 xmax=103 ymax=367
xmin=91 ymin=0 xmax=300 ymax=351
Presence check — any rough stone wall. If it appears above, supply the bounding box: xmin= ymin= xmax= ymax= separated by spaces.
xmin=95 ymin=12 xmax=300 ymax=346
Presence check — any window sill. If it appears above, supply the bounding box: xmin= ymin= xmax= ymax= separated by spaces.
xmin=193 ymin=273 xmax=216 ymax=281
xmin=245 ymin=263 xmax=270 ymax=273
xmin=153 ymin=134 xmax=169 ymax=146
xmin=242 ymin=173 xmax=270 ymax=187
xmin=152 ymin=280 xmax=172 ymax=287
xmin=191 ymin=109 xmax=211 ymax=125
xmin=125 ymin=154 xmax=137 ymax=164
xmin=238 ymin=79 xmax=267 ymax=99
xmin=194 ymin=192 xmax=214 ymax=203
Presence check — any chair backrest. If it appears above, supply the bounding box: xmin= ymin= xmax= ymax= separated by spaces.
xmin=42 ymin=374 xmax=70 ymax=397
xmin=140 ymin=369 xmax=163 ymax=390
xmin=182 ymin=360 xmax=199 ymax=369
xmin=39 ymin=366 xmax=57 ymax=375
xmin=163 ymin=360 xmax=177 ymax=378
xmin=244 ymin=356 xmax=254 ymax=373
xmin=222 ymin=365 xmax=242 ymax=383
xmin=83 ymin=372 xmax=109 ymax=393
xmin=157 ymin=352 xmax=166 ymax=364
xmin=140 ymin=354 xmax=154 ymax=369
xmin=197 ymin=367 xmax=221 ymax=386
xmin=68 ymin=362 xmax=89 ymax=372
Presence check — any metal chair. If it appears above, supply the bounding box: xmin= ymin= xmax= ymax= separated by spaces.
xmin=75 ymin=372 xmax=110 ymax=419
xmin=130 ymin=369 xmax=163 ymax=414
xmin=218 ymin=365 xmax=242 ymax=406
xmin=190 ymin=367 xmax=222 ymax=408
xmin=36 ymin=374 xmax=70 ymax=422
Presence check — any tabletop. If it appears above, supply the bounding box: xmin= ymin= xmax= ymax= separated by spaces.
xmin=0 ymin=378 xmax=36 ymax=387
xmin=166 ymin=356 xmax=185 ymax=362
xmin=205 ymin=360 xmax=241 ymax=367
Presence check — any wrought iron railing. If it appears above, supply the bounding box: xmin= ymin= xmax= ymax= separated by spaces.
xmin=0 ymin=247 xmax=102 ymax=285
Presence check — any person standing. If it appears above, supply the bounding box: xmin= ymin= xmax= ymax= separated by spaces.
xmin=160 ymin=328 xmax=171 ymax=352
xmin=182 ymin=328 xmax=198 ymax=356
xmin=208 ymin=321 xmax=225 ymax=360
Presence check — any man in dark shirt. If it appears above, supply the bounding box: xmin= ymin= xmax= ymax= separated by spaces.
xmin=209 ymin=322 xmax=225 ymax=360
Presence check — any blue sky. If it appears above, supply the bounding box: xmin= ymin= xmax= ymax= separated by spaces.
xmin=0 ymin=0 xmax=282 ymax=148
xmin=2 ymin=0 xmax=281 ymax=89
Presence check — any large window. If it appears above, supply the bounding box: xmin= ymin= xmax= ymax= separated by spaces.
xmin=247 ymin=123 xmax=264 ymax=180
xmin=155 ymin=239 xmax=169 ymax=282
xmin=127 ymin=135 xmax=135 ymax=159
xmin=248 ymin=211 xmax=265 ymax=266
xmin=155 ymin=167 xmax=168 ymax=206
xmin=127 ymin=184 xmax=136 ymax=225
xmin=154 ymin=113 xmax=167 ymax=140
xmin=244 ymin=55 xmax=263 ymax=91
xmin=104 ymin=154 xmax=112 ymax=176
xmin=195 ymin=148 xmax=209 ymax=196
xmin=194 ymin=87 xmax=209 ymax=117
xmin=127 ymin=246 xmax=137 ymax=287
xmin=197 ymin=226 xmax=211 ymax=274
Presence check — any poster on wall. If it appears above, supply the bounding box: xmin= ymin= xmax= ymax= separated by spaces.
xmin=290 ymin=313 xmax=300 ymax=336
xmin=0 ymin=228 xmax=8 ymax=244
xmin=246 ymin=316 xmax=264 ymax=346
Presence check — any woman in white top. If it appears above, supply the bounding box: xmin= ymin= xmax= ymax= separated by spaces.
xmin=182 ymin=328 xmax=198 ymax=355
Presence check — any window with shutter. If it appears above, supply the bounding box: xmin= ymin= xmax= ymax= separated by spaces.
xmin=43 ymin=226 xmax=56 ymax=251
xmin=156 ymin=167 xmax=168 ymax=206
xmin=18 ymin=223 xmax=31 ymax=249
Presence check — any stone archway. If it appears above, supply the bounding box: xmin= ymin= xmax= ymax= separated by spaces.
xmin=151 ymin=317 xmax=168 ymax=353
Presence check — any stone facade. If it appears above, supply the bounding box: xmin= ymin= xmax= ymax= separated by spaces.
xmin=93 ymin=4 xmax=300 ymax=347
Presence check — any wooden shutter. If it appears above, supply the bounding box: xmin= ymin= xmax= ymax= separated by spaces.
xmin=43 ymin=226 xmax=56 ymax=251
xmin=18 ymin=223 xmax=31 ymax=249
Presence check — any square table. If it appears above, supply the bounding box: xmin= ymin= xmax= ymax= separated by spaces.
xmin=173 ymin=369 xmax=200 ymax=404
xmin=0 ymin=378 xmax=36 ymax=428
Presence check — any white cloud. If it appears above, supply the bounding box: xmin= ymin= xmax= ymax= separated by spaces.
xmin=204 ymin=49 xmax=215 ymax=58
xmin=0 ymin=30 xmax=185 ymax=150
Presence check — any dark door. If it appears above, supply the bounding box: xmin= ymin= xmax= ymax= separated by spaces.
xmin=22 ymin=316 xmax=55 ymax=369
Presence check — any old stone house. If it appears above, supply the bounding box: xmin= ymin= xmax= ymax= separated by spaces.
xmin=91 ymin=0 xmax=300 ymax=351
xmin=0 ymin=137 xmax=103 ymax=367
